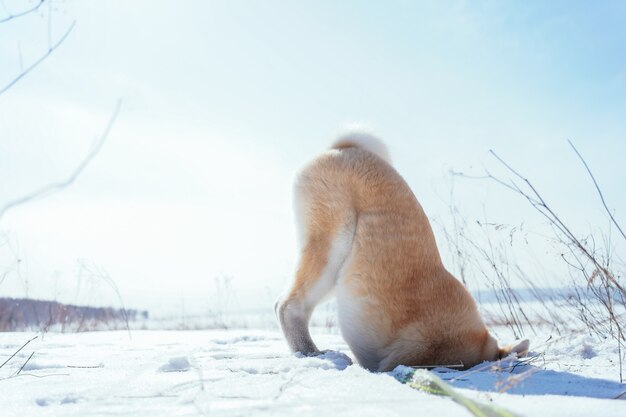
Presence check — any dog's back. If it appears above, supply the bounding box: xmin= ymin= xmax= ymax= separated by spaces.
xmin=278 ymin=131 xmax=528 ymax=371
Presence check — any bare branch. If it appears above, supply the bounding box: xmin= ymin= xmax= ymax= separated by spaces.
xmin=0 ymin=20 xmax=75 ymax=96
xmin=0 ymin=0 xmax=44 ymax=24
xmin=0 ymin=99 xmax=122 ymax=222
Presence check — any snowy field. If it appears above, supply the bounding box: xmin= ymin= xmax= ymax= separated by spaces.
xmin=1 ymin=328 xmax=624 ymax=417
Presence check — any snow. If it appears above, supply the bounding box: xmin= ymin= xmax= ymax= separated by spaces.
xmin=158 ymin=356 xmax=191 ymax=373
xmin=0 ymin=329 xmax=624 ymax=417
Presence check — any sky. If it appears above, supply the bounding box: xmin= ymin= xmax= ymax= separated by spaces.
xmin=0 ymin=1 xmax=625 ymax=316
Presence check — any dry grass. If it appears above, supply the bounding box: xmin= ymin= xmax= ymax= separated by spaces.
xmin=442 ymin=141 xmax=625 ymax=382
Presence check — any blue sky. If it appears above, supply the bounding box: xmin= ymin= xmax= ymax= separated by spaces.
xmin=0 ymin=1 xmax=625 ymax=315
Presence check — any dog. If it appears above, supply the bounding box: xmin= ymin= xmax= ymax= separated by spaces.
xmin=276 ymin=130 xmax=529 ymax=371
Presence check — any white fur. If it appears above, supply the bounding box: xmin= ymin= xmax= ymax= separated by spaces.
xmin=333 ymin=127 xmax=391 ymax=164
xmin=334 ymin=233 xmax=385 ymax=370
xmin=305 ymin=225 xmax=354 ymax=307
xmin=336 ymin=280 xmax=384 ymax=370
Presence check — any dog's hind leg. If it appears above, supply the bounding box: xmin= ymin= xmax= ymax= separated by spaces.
xmin=277 ymin=180 xmax=355 ymax=355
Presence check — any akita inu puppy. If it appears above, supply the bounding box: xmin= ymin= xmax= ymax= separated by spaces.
xmin=277 ymin=130 xmax=529 ymax=372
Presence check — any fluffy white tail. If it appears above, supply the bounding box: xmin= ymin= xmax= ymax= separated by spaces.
xmin=331 ymin=128 xmax=391 ymax=164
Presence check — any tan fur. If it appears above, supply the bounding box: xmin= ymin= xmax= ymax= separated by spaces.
xmin=277 ymin=135 xmax=529 ymax=371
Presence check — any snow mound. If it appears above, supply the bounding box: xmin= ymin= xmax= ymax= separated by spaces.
xmin=296 ymin=350 xmax=353 ymax=371
xmin=158 ymin=356 xmax=191 ymax=372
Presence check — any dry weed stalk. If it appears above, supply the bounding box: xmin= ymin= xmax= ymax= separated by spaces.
xmin=435 ymin=189 xmax=570 ymax=339
xmin=450 ymin=141 xmax=625 ymax=382
xmin=77 ymin=260 xmax=131 ymax=337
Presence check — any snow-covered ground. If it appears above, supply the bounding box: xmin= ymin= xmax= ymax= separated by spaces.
xmin=0 ymin=328 xmax=624 ymax=416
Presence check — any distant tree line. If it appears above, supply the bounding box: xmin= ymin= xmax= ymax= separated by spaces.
xmin=0 ymin=297 xmax=148 ymax=332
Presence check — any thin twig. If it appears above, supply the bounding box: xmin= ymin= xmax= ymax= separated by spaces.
xmin=15 ymin=351 xmax=35 ymax=376
xmin=66 ymin=364 xmax=104 ymax=369
xmin=0 ymin=20 xmax=75 ymax=96
xmin=77 ymin=259 xmax=132 ymax=338
xmin=567 ymin=139 xmax=626 ymax=242
xmin=0 ymin=0 xmax=44 ymax=23
xmin=487 ymin=149 xmax=625 ymax=296
xmin=1 ymin=372 xmax=70 ymax=381
xmin=0 ymin=335 xmax=38 ymax=369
